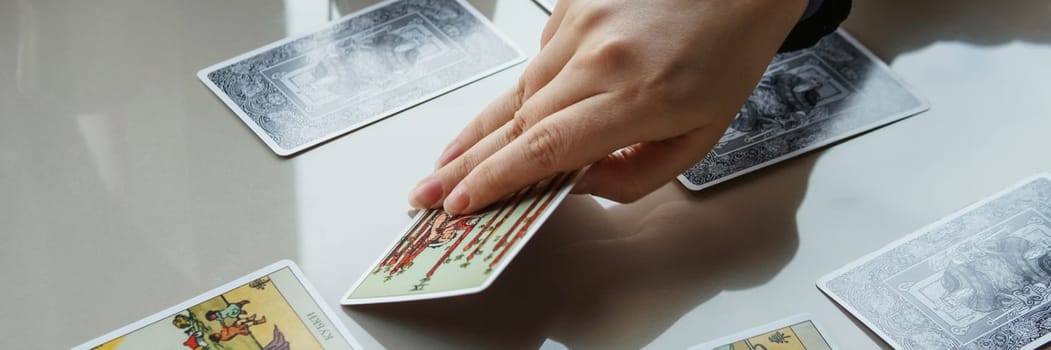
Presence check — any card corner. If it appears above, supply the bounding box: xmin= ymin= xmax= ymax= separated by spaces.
xmin=194 ymin=68 xmax=212 ymax=82
xmin=675 ymin=176 xmax=704 ymax=191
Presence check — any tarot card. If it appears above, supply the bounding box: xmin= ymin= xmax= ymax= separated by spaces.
xmin=1024 ymin=333 xmax=1051 ymax=350
xmin=534 ymin=0 xmax=556 ymax=12
xmin=198 ymin=0 xmax=524 ymax=156
xmin=1023 ymin=333 xmax=1051 ymax=350
xmin=74 ymin=260 xmax=361 ymax=350
xmin=678 ymin=30 xmax=928 ymax=191
xmin=342 ymin=171 xmax=580 ymax=304
xmin=818 ymin=174 xmax=1051 ymax=350
xmin=690 ymin=314 xmax=836 ymax=350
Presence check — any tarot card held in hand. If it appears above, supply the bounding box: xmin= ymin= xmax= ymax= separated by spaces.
xmin=818 ymin=174 xmax=1051 ymax=350
xmin=342 ymin=171 xmax=579 ymax=304
xmin=690 ymin=314 xmax=836 ymax=350
xmin=74 ymin=260 xmax=361 ymax=350
xmin=198 ymin=0 xmax=524 ymax=156
xmin=678 ymin=30 xmax=928 ymax=191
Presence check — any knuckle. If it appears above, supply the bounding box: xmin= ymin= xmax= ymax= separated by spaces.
xmin=516 ymin=65 xmax=548 ymax=102
xmin=466 ymin=119 xmax=492 ymax=141
xmin=471 ymin=165 xmax=503 ymax=192
xmin=510 ymin=80 xmax=530 ymax=111
xmin=645 ymin=58 xmax=705 ymax=112
xmin=477 ymin=117 xmax=500 ymax=138
xmin=577 ymin=37 xmax=637 ymax=72
xmin=629 ymin=65 xmax=699 ymax=133
xmin=505 ymin=114 xmax=528 ymax=141
xmin=616 ymin=83 xmax=646 ymax=105
xmin=647 ymin=67 xmax=692 ymax=105
xmin=448 ymin=151 xmax=479 ymax=179
xmin=523 ymin=126 xmax=565 ymax=170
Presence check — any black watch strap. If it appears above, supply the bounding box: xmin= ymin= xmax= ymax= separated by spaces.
xmin=778 ymin=0 xmax=852 ymax=52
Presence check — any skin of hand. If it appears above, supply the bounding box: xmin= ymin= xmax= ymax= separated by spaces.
xmin=410 ymin=0 xmax=809 ymax=214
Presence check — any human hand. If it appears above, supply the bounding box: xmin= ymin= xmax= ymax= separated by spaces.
xmin=410 ymin=0 xmax=808 ymax=214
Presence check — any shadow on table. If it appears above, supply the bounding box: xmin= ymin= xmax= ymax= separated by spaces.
xmin=845 ymin=0 xmax=1051 ymax=62
xmin=342 ymin=0 xmax=1051 ymax=348
xmin=844 ymin=0 xmax=1051 ymax=347
xmin=348 ymin=152 xmax=819 ymax=349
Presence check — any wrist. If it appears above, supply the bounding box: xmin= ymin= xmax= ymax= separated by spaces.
xmin=735 ymin=0 xmax=810 ymax=32
xmin=747 ymin=0 xmax=810 ymax=21
xmin=731 ymin=0 xmax=810 ymax=48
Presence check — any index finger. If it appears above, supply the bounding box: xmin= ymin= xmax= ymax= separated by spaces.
xmin=442 ymin=93 xmax=636 ymax=214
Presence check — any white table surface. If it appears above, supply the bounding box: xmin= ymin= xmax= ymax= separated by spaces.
xmin=3 ymin=0 xmax=1050 ymax=349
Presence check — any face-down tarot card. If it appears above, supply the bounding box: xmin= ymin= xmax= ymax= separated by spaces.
xmin=199 ymin=0 xmax=524 ymax=156
xmin=819 ymin=174 xmax=1051 ymax=350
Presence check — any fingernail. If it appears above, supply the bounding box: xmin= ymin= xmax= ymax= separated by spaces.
xmin=435 ymin=140 xmax=462 ymax=169
xmin=409 ymin=175 xmax=444 ymax=209
xmin=444 ymin=184 xmax=471 ymax=214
